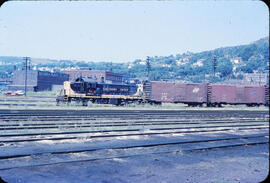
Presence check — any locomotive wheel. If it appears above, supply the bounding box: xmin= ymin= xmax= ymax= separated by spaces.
xmin=82 ymin=100 xmax=88 ymax=106
xmin=66 ymin=98 xmax=71 ymax=105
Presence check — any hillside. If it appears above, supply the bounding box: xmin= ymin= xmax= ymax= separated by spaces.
xmin=0 ymin=37 xmax=269 ymax=82
xmin=127 ymin=37 xmax=269 ymax=82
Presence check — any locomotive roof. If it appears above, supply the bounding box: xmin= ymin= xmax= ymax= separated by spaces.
xmin=73 ymin=77 xmax=135 ymax=86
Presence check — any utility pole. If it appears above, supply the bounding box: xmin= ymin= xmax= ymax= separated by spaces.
xmin=23 ymin=57 xmax=31 ymax=96
xmin=110 ymin=62 xmax=112 ymax=72
xmin=213 ymin=55 xmax=217 ymax=79
xmin=146 ymin=56 xmax=151 ymax=80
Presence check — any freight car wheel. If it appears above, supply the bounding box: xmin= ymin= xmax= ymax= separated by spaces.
xmin=153 ymin=101 xmax=162 ymax=105
xmin=209 ymin=103 xmax=216 ymax=107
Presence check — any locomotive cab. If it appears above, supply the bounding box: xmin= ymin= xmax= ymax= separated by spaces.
xmin=85 ymin=82 xmax=100 ymax=96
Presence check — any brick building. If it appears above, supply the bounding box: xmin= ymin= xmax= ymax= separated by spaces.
xmin=243 ymin=73 xmax=269 ymax=85
xmin=62 ymin=69 xmax=123 ymax=84
xmin=9 ymin=70 xmax=69 ymax=91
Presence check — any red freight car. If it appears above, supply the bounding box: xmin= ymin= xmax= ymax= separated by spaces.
xmin=243 ymin=86 xmax=265 ymax=106
xmin=265 ymin=85 xmax=269 ymax=106
xmin=144 ymin=81 xmax=269 ymax=107
xmin=174 ymin=83 xmax=207 ymax=106
xmin=150 ymin=81 xmax=175 ymax=103
xmin=208 ymin=84 xmax=268 ymax=106
xmin=208 ymin=84 xmax=237 ymax=106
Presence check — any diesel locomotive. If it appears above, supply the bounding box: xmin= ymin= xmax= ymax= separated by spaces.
xmin=56 ymin=77 xmax=147 ymax=106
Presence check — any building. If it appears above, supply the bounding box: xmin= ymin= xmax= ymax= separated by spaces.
xmin=242 ymin=73 xmax=269 ymax=85
xmin=9 ymin=70 xmax=69 ymax=91
xmin=223 ymin=73 xmax=269 ymax=86
xmin=62 ymin=69 xmax=124 ymax=84
xmin=230 ymin=57 xmax=242 ymax=64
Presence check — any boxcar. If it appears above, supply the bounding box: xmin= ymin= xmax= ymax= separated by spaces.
xmin=208 ymin=84 xmax=268 ymax=106
xmin=242 ymin=86 xmax=266 ymax=106
xmin=265 ymin=85 xmax=269 ymax=106
xmin=208 ymin=84 xmax=237 ymax=106
xmin=150 ymin=81 xmax=175 ymax=103
xmin=174 ymin=83 xmax=207 ymax=106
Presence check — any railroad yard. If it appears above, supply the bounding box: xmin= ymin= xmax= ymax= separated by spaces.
xmin=0 ymin=96 xmax=269 ymax=183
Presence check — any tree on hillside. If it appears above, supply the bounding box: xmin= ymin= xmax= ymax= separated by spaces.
xmin=76 ymin=62 xmax=88 ymax=68
xmin=239 ymin=45 xmax=257 ymax=61
xmin=216 ymin=58 xmax=233 ymax=78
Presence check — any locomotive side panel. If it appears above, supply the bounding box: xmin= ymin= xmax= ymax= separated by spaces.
xmin=102 ymin=84 xmax=131 ymax=95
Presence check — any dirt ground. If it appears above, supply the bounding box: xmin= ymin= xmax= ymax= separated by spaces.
xmin=0 ymin=143 xmax=268 ymax=183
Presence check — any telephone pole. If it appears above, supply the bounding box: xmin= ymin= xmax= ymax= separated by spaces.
xmin=109 ymin=62 xmax=113 ymax=72
xmin=213 ymin=55 xmax=217 ymax=79
xmin=146 ymin=56 xmax=151 ymax=80
xmin=23 ymin=57 xmax=31 ymax=96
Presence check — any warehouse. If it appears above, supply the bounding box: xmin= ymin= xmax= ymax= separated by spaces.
xmin=62 ymin=69 xmax=123 ymax=84
xmin=9 ymin=70 xmax=69 ymax=91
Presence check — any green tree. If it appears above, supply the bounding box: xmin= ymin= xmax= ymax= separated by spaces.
xmin=216 ymin=58 xmax=233 ymax=78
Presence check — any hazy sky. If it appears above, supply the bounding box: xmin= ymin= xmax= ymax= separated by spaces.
xmin=0 ymin=0 xmax=268 ymax=62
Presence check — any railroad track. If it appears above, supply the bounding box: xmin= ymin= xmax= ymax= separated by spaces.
xmin=0 ymin=109 xmax=268 ymax=116
xmin=0 ymin=133 xmax=268 ymax=170
xmin=1 ymin=115 xmax=267 ymax=129
xmin=0 ymin=109 xmax=268 ymax=171
xmin=0 ymin=118 xmax=267 ymax=129
xmin=0 ymin=118 xmax=268 ymax=137
xmin=0 ymin=126 xmax=268 ymax=145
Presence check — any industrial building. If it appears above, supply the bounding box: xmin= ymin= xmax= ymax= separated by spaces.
xmin=9 ymin=70 xmax=69 ymax=91
xmin=62 ymin=69 xmax=124 ymax=84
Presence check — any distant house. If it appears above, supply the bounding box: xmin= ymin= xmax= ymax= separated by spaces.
xmin=9 ymin=70 xmax=69 ymax=91
xmin=176 ymin=59 xmax=189 ymax=66
xmin=193 ymin=59 xmax=204 ymax=67
xmin=230 ymin=57 xmax=242 ymax=64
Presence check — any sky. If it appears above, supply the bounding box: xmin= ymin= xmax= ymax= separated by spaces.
xmin=0 ymin=0 xmax=269 ymax=63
